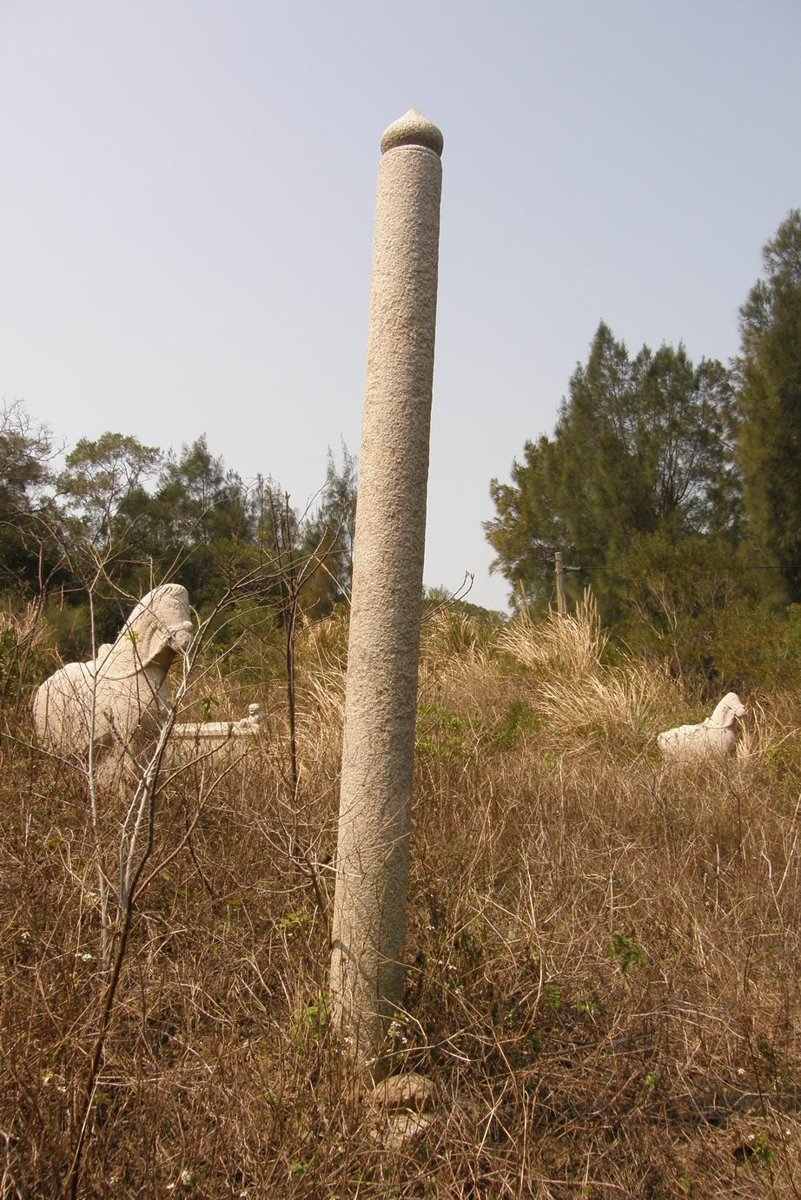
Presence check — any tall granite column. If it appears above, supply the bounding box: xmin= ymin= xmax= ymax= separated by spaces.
xmin=330 ymin=109 xmax=444 ymax=1075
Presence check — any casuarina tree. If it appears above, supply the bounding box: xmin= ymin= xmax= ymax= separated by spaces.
xmin=485 ymin=322 xmax=738 ymax=617
xmin=736 ymin=210 xmax=801 ymax=602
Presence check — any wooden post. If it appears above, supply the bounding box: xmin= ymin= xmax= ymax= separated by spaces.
xmin=555 ymin=551 xmax=567 ymax=617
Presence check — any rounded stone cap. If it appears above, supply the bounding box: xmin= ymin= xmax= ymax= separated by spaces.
xmin=380 ymin=108 xmax=444 ymax=157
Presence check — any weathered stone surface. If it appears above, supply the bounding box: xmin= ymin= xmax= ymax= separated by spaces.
xmin=33 ymin=584 xmax=194 ymax=768
xmin=657 ymin=691 xmax=747 ymax=761
xmin=172 ymin=703 xmax=264 ymax=751
xmin=32 ymin=585 xmax=263 ymax=777
xmin=330 ymin=109 xmax=444 ymax=1073
xmin=368 ymin=1072 xmax=436 ymax=1114
xmin=378 ymin=1110 xmax=436 ymax=1152
xmin=380 ymin=107 xmax=444 ymax=156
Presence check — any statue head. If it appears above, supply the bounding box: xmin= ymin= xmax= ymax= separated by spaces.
xmin=99 ymin=584 xmax=194 ymax=679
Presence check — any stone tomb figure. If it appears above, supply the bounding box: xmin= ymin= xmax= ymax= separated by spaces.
xmin=33 ymin=583 xmax=261 ymax=782
xmin=657 ymin=691 xmax=747 ymax=761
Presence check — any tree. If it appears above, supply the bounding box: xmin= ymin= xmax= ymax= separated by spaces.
xmin=151 ymin=436 xmax=253 ymax=607
xmin=297 ymin=445 xmax=357 ymax=616
xmin=53 ymin=433 xmax=164 ymax=640
xmin=736 ymin=210 xmax=801 ymax=601
xmin=0 ymin=403 xmax=58 ymax=591
xmin=155 ymin=436 xmax=246 ymax=543
xmin=58 ymin=432 xmax=162 ymax=549
xmin=485 ymin=323 xmax=738 ymax=616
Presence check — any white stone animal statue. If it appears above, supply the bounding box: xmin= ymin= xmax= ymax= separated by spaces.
xmin=33 ymin=584 xmax=195 ymax=771
xmin=657 ymin=692 xmax=747 ymax=761
xmin=172 ymin=703 xmax=264 ymax=751
xmin=33 ymin=584 xmax=262 ymax=779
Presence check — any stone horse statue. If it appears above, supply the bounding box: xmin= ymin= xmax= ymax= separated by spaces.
xmin=33 ymin=584 xmax=262 ymax=782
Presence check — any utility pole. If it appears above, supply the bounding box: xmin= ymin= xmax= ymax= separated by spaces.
xmin=555 ymin=551 xmax=567 ymax=617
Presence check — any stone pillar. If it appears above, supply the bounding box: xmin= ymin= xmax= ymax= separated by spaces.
xmin=330 ymin=109 xmax=444 ymax=1075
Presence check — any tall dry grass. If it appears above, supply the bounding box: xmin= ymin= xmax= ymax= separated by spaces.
xmin=2 ymin=600 xmax=801 ymax=1196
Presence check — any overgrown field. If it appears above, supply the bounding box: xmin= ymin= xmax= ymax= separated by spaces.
xmin=2 ymin=600 xmax=801 ymax=1197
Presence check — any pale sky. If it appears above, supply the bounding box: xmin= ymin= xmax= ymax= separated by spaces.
xmin=2 ymin=1 xmax=799 ymax=610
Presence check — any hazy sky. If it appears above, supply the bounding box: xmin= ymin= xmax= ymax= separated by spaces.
xmin=2 ymin=1 xmax=799 ymax=610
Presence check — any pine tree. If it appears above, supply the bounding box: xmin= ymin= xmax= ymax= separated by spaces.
xmin=152 ymin=436 xmax=253 ymax=606
xmin=486 ymin=323 xmax=738 ymax=615
xmin=736 ymin=210 xmax=801 ymax=601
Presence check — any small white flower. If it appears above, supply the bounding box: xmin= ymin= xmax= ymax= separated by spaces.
xmin=180 ymin=1168 xmax=193 ymax=1187
xmin=737 ymin=1067 xmax=746 ymax=1076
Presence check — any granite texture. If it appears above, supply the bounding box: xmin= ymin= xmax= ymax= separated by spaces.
xmin=330 ymin=110 xmax=443 ymax=1074
xmin=33 ymin=584 xmax=194 ymax=774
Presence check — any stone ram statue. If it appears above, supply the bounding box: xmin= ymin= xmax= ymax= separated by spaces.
xmin=33 ymin=583 xmax=261 ymax=779
xmin=657 ymin=691 xmax=747 ymax=761
xmin=33 ymin=584 xmax=193 ymax=762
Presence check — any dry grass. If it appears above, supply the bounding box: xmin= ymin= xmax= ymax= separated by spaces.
xmin=499 ymin=591 xmax=607 ymax=680
xmin=2 ymin=602 xmax=801 ymax=1197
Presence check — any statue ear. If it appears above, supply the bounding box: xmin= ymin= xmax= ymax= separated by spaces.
xmin=133 ymin=621 xmax=169 ymax=667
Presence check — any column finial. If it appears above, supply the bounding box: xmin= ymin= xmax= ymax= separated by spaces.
xmin=380 ymin=108 xmax=444 ymax=157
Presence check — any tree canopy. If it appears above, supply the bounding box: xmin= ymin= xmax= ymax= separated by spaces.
xmin=0 ymin=404 xmax=58 ymax=591
xmin=485 ymin=212 xmax=801 ymax=684
xmin=485 ymin=322 xmax=738 ymax=618
xmin=736 ymin=210 xmax=801 ymax=601
xmin=0 ymin=417 xmax=357 ymax=647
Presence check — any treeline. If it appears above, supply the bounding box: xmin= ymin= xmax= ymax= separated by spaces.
xmin=486 ymin=210 xmax=801 ymax=687
xmin=5 ymin=211 xmax=800 ymax=690
xmin=0 ymin=417 xmax=356 ymax=655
